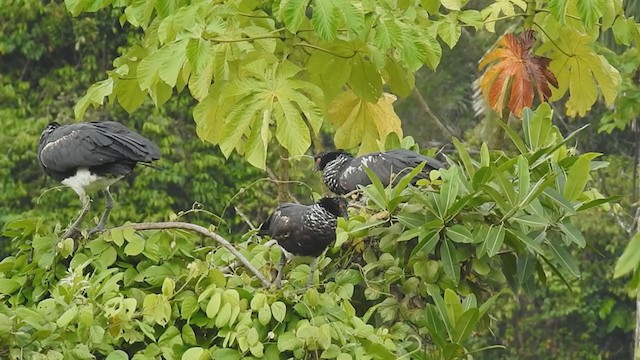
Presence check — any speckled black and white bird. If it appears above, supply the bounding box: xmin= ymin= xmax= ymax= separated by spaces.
xmin=37 ymin=121 xmax=161 ymax=239
xmin=259 ymin=196 xmax=349 ymax=288
xmin=314 ymin=149 xmax=444 ymax=195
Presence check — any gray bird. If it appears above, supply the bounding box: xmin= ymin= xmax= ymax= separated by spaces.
xmin=259 ymin=196 xmax=349 ymax=288
xmin=314 ymin=149 xmax=444 ymax=195
xmin=37 ymin=121 xmax=161 ymax=239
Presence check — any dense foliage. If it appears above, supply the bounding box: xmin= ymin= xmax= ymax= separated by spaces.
xmin=0 ymin=105 xmax=616 ymax=358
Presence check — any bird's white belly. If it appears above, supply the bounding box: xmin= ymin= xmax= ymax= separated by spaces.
xmin=61 ymin=168 xmax=122 ymax=195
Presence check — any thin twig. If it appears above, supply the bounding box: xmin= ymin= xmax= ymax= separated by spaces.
xmin=113 ymin=221 xmax=271 ymax=288
xmin=234 ymin=206 xmax=257 ymax=230
xmin=412 ymin=88 xmax=456 ymax=138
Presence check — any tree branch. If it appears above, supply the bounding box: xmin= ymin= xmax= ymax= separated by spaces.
xmin=113 ymin=221 xmax=271 ymax=288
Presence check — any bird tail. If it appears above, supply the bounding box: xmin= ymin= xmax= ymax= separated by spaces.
xmin=139 ymin=162 xmax=167 ymax=171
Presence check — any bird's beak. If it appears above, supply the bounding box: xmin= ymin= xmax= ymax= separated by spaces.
xmin=313 ymin=158 xmax=321 ymax=171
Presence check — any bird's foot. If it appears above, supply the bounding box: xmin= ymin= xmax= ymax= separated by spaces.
xmin=61 ymin=227 xmax=81 ymax=240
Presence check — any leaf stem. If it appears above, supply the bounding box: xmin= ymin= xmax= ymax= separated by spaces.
xmin=292 ymin=42 xmax=357 ymax=59
xmin=533 ymin=22 xmax=572 ymax=57
xmin=113 ymin=221 xmax=272 ymax=288
xmin=483 ymin=13 xmax=526 ymax=24
xmin=534 ymin=9 xmax=586 ymax=22
xmin=209 ymin=35 xmax=286 ymax=43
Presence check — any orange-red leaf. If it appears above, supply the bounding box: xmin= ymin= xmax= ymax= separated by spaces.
xmin=478 ymin=30 xmax=558 ymax=117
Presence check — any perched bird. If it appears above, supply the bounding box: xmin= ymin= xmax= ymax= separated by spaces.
xmin=314 ymin=149 xmax=444 ymax=195
xmin=37 ymin=121 xmax=161 ymax=239
xmin=259 ymin=196 xmax=349 ymax=288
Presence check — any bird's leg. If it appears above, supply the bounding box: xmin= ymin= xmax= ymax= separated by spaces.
xmin=306 ymin=258 xmax=318 ymax=287
xmin=273 ymin=252 xmax=288 ymax=289
xmin=89 ymin=188 xmax=113 ymax=236
xmin=62 ymin=193 xmax=91 ymax=239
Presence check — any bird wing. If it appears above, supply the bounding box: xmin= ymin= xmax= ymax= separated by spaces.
xmin=338 ymin=150 xmax=443 ymax=191
xmin=259 ymin=203 xmax=307 ymax=239
xmin=38 ymin=122 xmax=160 ymax=173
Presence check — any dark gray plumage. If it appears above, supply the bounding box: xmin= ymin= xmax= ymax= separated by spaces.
xmin=37 ymin=121 xmax=161 ymax=239
xmin=259 ymin=196 xmax=349 ymax=287
xmin=314 ymin=149 xmax=444 ymax=195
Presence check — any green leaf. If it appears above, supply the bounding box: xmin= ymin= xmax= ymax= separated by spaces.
xmin=411 ymin=230 xmax=441 ymax=257
xmin=577 ymin=0 xmax=603 ymax=29
xmin=334 ymin=0 xmax=365 ymax=36
xmin=182 ymin=347 xmax=207 ymax=360
xmin=75 ymin=78 xmax=114 ymax=119
xmin=250 ymin=293 xmax=267 ymax=311
xmin=452 ymin=137 xmax=475 ymax=177
xmin=0 ymin=279 xmax=20 ymax=294
xmin=271 ymin=301 xmax=286 ymax=322
xmin=281 ymin=0 xmax=309 ymax=33
xmin=348 ymin=55 xmax=383 ymax=103
xmin=615 ymin=232 xmax=640 ymax=278
xmin=212 ymin=349 xmax=242 ymax=360
xmin=446 ymin=225 xmax=474 ymax=243
xmin=544 ymin=28 xmax=621 ymax=117
xmin=506 ymin=228 xmax=544 ymax=255
xmin=363 ymin=166 xmax=388 ymax=205
xmin=558 ymin=221 xmax=586 ymax=247
xmin=548 ymin=0 xmax=568 ymax=23
xmin=547 ymin=240 xmax=580 ymax=278
xmin=312 ymin=0 xmax=338 ymax=41
xmin=427 ymin=285 xmax=454 ymax=339
xmin=437 ymin=14 xmax=462 ymax=48
xmin=329 ymin=91 xmax=401 ymax=154
xmin=206 ymin=292 xmax=222 ymax=319
xmin=277 ymin=332 xmax=303 ymax=351
xmin=258 ymin=303 xmax=272 ymax=325
xmin=56 ymin=306 xmax=78 ymax=328
xmin=444 ymin=288 xmax=463 ymax=325
xmin=452 ymin=308 xmax=479 ymax=344
xmin=106 ymin=351 xmax=129 ymax=360
xmin=424 ymin=305 xmax=447 ymax=349
xmin=563 ymin=156 xmax=590 ymax=201
xmin=495 ymin=118 xmax=528 ymax=154
xmin=486 ymin=225 xmax=505 ymax=257
xmin=517 ymin=156 xmax=530 ymax=202
xmin=441 ymin=239 xmax=459 ymax=285
xmin=182 ymin=324 xmax=197 ymax=345
xmin=181 ymin=296 xmax=198 ymax=320
xmin=517 ymin=252 xmax=537 ymax=284
xmin=276 ymin=98 xmax=312 ymax=157
xmin=124 ymin=235 xmax=145 ymax=256
xmin=441 ymin=0 xmax=463 ymax=11
xmin=214 ymin=302 xmax=232 ymax=328
xmin=438 ymin=167 xmax=460 ymax=217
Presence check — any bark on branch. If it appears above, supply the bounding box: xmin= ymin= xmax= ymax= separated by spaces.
xmin=113 ymin=221 xmax=271 ymax=288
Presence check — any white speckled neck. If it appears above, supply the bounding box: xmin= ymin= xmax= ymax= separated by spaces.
xmin=323 ymin=154 xmax=351 ymax=194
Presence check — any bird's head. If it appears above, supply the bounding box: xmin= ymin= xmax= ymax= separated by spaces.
xmin=313 ymin=150 xmax=351 ymax=171
xmin=318 ymin=196 xmax=349 ymax=219
xmin=39 ymin=121 xmax=61 ymax=142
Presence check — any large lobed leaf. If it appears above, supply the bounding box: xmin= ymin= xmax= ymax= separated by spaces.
xmin=327 ymin=90 xmax=403 ymax=155
xmin=478 ymin=30 xmax=558 ymax=118
xmin=540 ymin=27 xmax=621 ymax=117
